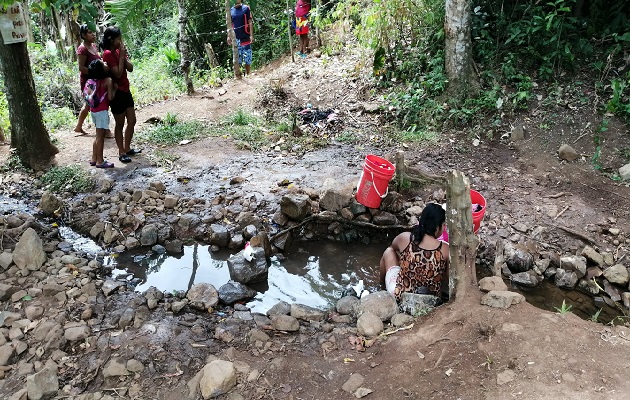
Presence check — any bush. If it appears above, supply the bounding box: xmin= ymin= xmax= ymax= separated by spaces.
xmin=40 ymin=165 xmax=95 ymax=194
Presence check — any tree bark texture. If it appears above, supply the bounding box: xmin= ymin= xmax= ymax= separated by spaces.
xmin=0 ymin=40 xmax=58 ymax=169
xmin=446 ymin=170 xmax=479 ymax=301
xmin=177 ymin=0 xmax=194 ymax=94
xmin=444 ymin=0 xmax=479 ymax=101
xmin=226 ymin=0 xmax=242 ymax=79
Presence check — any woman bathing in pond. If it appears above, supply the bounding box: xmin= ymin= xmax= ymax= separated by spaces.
xmin=380 ymin=203 xmax=449 ymax=301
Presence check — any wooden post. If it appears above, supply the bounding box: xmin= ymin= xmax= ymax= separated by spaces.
xmin=204 ymin=43 xmax=219 ymax=67
xmin=493 ymin=240 xmax=505 ymax=277
xmin=314 ymin=0 xmax=321 ymax=47
xmin=446 ymin=170 xmax=479 ymax=301
xmin=395 ymin=150 xmax=405 ymax=192
xmin=225 ymin=0 xmax=242 ymax=79
xmin=286 ymin=0 xmax=295 ymax=62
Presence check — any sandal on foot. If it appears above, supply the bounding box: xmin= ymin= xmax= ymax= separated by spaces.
xmin=96 ymin=161 xmax=115 ymax=168
xmin=118 ymin=155 xmax=132 ymax=163
xmin=126 ymin=149 xmax=142 ymax=156
xmin=89 ymin=161 xmax=96 ymax=166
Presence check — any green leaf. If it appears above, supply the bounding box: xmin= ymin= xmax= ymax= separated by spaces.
xmin=21 ymin=295 xmax=33 ymax=301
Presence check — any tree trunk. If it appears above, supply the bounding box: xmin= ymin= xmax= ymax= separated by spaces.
xmin=446 ymin=170 xmax=479 ymax=301
xmin=0 ymin=40 xmax=58 ymax=170
xmin=204 ymin=43 xmax=218 ymax=67
xmin=444 ymin=0 xmax=479 ymax=102
xmin=225 ymin=0 xmax=242 ymax=79
xmin=177 ymin=0 xmax=194 ymax=95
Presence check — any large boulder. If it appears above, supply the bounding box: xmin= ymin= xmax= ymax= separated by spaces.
xmin=26 ymin=367 xmax=59 ymax=400
xmin=602 ymin=264 xmax=629 ymax=286
xmin=560 ymin=255 xmax=587 ymax=278
xmin=39 ymin=192 xmax=63 ymax=217
xmin=187 ymin=283 xmax=219 ymax=310
xmin=218 ymin=281 xmax=257 ymax=304
xmin=200 ymin=360 xmax=237 ymax=399
xmin=356 ymin=311 xmax=384 ymax=337
xmin=13 ymin=228 xmax=47 ymax=271
xmin=227 ymin=246 xmax=268 ymax=284
xmin=358 ymin=291 xmax=398 ymax=322
xmin=481 ymin=291 xmax=525 ymax=309
xmin=504 ymin=242 xmax=533 ymax=272
xmin=319 ymin=178 xmax=352 ymax=212
xmin=280 ymin=194 xmax=311 ymax=220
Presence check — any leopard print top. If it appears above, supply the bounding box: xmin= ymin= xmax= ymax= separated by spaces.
xmin=393 ymin=241 xmax=447 ymax=301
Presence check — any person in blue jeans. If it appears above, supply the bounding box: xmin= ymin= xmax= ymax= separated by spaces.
xmin=229 ymin=0 xmax=254 ymax=75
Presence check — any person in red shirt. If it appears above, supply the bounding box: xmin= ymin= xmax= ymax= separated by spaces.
xmin=85 ymin=60 xmax=117 ymax=168
xmin=101 ymin=26 xmax=140 ymax=164
xmin=295 ymin=0 xmax=311 ymax=57
xmin=74 ymin=25 xmax=113 ymax=138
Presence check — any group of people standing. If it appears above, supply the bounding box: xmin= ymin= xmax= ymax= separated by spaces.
xmin=229 ymin=0 xmax=312 ymax=74
xmin=74 ymin=25 xmax=140 ymax=168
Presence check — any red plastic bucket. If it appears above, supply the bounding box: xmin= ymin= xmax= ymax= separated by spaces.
xmin=437 ymin=189 xmax=486 ymax=241
xmin=470 ymin=189 xmax=486 ymax=233
xmin=355 ymin=155 xmax=396 ymax=209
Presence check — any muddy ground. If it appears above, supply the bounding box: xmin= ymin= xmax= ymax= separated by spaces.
xmin=1 ymin=36 xmax=630 ymax=400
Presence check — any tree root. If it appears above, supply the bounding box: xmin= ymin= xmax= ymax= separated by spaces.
xmin=0 ymin=217 xmax=44 ymax=249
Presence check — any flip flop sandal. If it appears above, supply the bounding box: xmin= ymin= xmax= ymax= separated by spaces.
xmin=118 ymin=155 xmax=132 ymax=163
xmin=126 ymin=149 xmax=142 ymax=156
xmin=95 ymin=161 xmax=115 ymax=168
xmin=89 ymin=161 xmax=96 ymax=166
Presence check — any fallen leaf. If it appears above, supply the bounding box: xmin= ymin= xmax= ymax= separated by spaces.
xmin=445 ymin=368 xmax=453 ymax=377
xmin=343 ymin=358 xmax=355 ymax=363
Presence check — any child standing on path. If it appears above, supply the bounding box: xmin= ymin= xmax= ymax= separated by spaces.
xmin=86 ymin=60 xmax=116 ymax=168
xmin=101 ymin=26 xmax=140 ymax=164
xmin=74 ymin=25 xmax=113 ymax=138
xmin=295 ymin=0 xmax=311 ymax=57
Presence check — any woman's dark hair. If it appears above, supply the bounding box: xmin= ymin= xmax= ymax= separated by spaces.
xmin=100 ymin=26 xmax=121 ymax=51
xmin=87 ymin=59 xmax=107 ymax=80
xmin=411 ymin=203 xmax=446 ymax=242
xmin=79 ymin=24 xmax=89 ymax=40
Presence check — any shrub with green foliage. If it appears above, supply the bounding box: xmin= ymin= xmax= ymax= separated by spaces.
xmin=40 ymin=165 xmax=95 ymax=194
xmin=138 ymin=114 xmax=211 ymax=145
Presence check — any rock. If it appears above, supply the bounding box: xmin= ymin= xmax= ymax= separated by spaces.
xmin=0 ymin=251 xmax=13 ymax=270
xmin=622 ymin=292 xmax=630 ymax=310
xmin=560 ymin=255 xmax=587 ymax=278
xmin=0 ymin=342 xmax=15 ymax=366
xmin=280 ymin=194 xmax=311 ymax=220
xmin=164 ymin=195 xmax=179 ymax=209
xmin=336 ymin=296 xmax=359 ymax=315
xmin=172 ymin=300 xmax=188 ymax=313
xmin=554 ymin=269 xmax=579 ymax=289
xmin=356 ymin=311 xmax=383 ymax=337
xmin=618 ymin=163 xmax=630 ymax=181
xmin=208 ymin=224 xmax=230 ymax=247
xmin=150 ymin=181 xmax=166 ymax=192
xmin=504 ymin=242 xmax=533 ymax=272
xmin=354 ymin=388 xmax=374 ymax=398
xmin=103 ymin=358 xmax=130 ymax=378
xmin=218 ymin=281 xmax=257 ymax=304
xmin=480 ymin=291 xmax=525 ymax=309
xmin=32 ymin=321 xmax=65 ymax=351
xmin=64 ymin=325 xmax=90 ymax=341
xmin=39 ymin=192 xmax=63 ymax=217
xmin=290 ymin=303 xmax=325 ymax=322
xmin=26 ymin=367 xmax=59 ymax=400
xmin=126 ymin=359 xmax=144 ymax=373
xmin=399 ymin=293 xmax=441 ymax=316
xmin=371 ymin=211 xmax=397 ymax=226
xmin=272 ymin=231 xmax=292 ymax=251
xmin=603 ymin=280 xmax=622 ymax=302
xmin=319 ymin=178 xmax=352 ymax=212
xmin=358 ymin=291 xmax=397 ymax=322
xmin=510 ymin=271 xmax=540 ymax=287
xmin=118 ymin=308 xmax=136 ymax=329
xmin=227 ymin=247 xmax=268 ymax=284
xmin=533 ymin=259 xmax=551 ymax=275
xmin=13 ymin=228 xmax=47 ymax=271
xmin=188 ymin=369 xmax=204 ymax=400
xmin=342 ymin=373 xmax=365 ymax=393
xmin=581 ymin=246 xmax=604 ymax=266
xmin=271 ymin=315 xmax=300 ymax=331
xmin=200 ymin=360 xmax=237 ymax=399
xmin=25 ymin=305 xmax=44 ymax=320
xmin=558 ymin=144 xmax=579 ymax=161
xmin=586 ymin=266 xmax=603 ymax=280
xmin=165 ymin=239 xmax=183 ymax=254
xmin=250 ymin=232 xmax=273 ymax=258
xmin=140 ymin=224 xmax=159 ymax=246
xmin=0 ymin=283 xmax=20 ymax=302
xmin=248 ymin=329 xmax=271 ymax=343
xmin=349 ymin=199 xmax=367 ymax=215
xmin=496 ymin=369 xmax=516 ymax=385
xmin=512 ymin=222 xmax=528 ymax=233
xmin=42 ymin=283 xmax=65 ymax=296
xmin=391 ymin=313 xmax=414 ymax=327
xmin=267 ymin=301 xmax=291 ymax=317
xmin=602 ymin=264 xmax=629 ymax=286
xmin=478 ymin=276 xmax=508 ymax=292
xmin=187 ymin=283 xmax=219 ymax=311
xmin=380 ymin=191 xmax=404 ymax=213
xmin=101 ymin=280 xmax=125 ymax=296
xmin=577 ymin=279 xmax=600 ymax=295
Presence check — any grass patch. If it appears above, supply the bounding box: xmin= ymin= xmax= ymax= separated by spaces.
xmin=42 ymin=105 xmax=75 ymax=131
xmin=1 ymin=151 xmax=32 ymax=173
xmin=147 ymin=149 xmax=180 ymax=171
xmin=40 ymin=164 xmax=95 ymax=193
xmin=399 ymin=127 xmax=440 ymax=143
xmin=224 ymin=108 xmax=259 ymax=126
xmin=138 ymin=114 xmax=209 ymax=146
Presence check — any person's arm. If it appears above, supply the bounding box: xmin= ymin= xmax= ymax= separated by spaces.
xmin=247 ymin=8 xmax=254 ymax=42
xmin=77 ymin=54 xmax=88 ymax=74
xmin=122 ymin=43 xmax=133 ymax=72
xmin=105 ymin=77 xmax=116 ymax=101
xmin=390 ymin=232 xmax=410 ymax=253
xmin=109 ymin=47 xmax=126 ymax=79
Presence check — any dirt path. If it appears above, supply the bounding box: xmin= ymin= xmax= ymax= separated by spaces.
xmin=1 ymin=37 xmax=630 ymax=400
